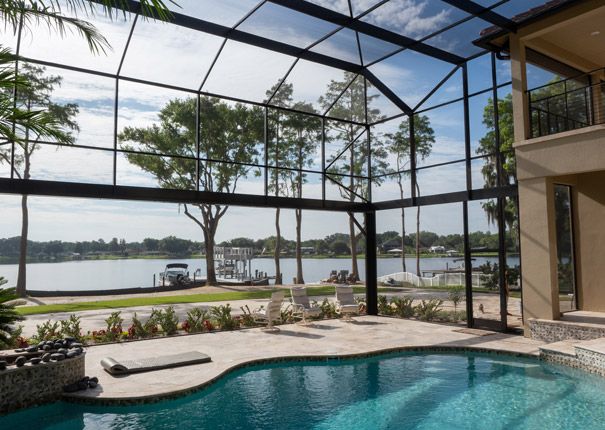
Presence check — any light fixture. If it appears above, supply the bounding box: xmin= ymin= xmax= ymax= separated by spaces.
xmin=590 ymin=30 xmax=600 ymax=36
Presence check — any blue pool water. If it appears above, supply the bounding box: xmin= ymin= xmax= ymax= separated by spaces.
xmin=3 ymin=352 xmax=605 ymax=429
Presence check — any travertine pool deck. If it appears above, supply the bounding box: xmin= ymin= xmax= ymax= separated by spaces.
xmin=68 ymin=316 xmax=543 ymax=404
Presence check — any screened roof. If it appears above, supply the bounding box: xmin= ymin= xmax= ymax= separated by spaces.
xmin=17 ymin=0 xmax=575 ymax=125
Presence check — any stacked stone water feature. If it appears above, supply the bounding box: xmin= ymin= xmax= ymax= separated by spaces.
xmin=0 ymin=337 xmax=85 ymax=414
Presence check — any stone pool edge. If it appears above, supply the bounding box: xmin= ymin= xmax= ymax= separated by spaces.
xmin=63 ymin=345 xmax=538 ymax=407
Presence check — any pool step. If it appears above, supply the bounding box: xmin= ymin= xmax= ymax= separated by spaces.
xmin=540 ymin=337 xmax=605 ymax=376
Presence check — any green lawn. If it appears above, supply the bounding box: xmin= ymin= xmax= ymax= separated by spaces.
xmin=17 ymin=285 xmax=392 ymax=316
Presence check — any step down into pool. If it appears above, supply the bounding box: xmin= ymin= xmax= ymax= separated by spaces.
xmin=101 ymin=351 xmax=211 ymax=376
xmin=540 ymin=337 xmax=605 ymax=376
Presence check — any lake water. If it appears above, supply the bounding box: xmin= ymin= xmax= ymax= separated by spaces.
xmin=0 ymin=256 xmax=519 ymax=292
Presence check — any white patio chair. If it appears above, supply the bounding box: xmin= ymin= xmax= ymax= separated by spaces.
xmin=335 ymin=285 xmax=358 ymax=321
xmin=253 ymin=290 xmax=285 ymax=332
xmin=290 ymin=286 xmax=321 ymax=325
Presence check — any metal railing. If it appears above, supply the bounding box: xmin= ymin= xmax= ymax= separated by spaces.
xmin=528 ymin=69 xmax=605 ymax=138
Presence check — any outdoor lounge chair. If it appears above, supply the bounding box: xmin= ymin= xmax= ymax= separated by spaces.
xmin=290 ymin=286 xmax=321 ymax=325
xmin=335 ymin=285 xmax=358 ymax=321
xmin=253 ymin=290 xmax=285 ymax=331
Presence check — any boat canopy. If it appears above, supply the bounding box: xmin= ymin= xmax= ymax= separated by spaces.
xmin=165 ymin=263 xmax=188 ymax=269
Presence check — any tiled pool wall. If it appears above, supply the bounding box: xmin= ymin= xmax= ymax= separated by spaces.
xmin=529 ymin=318 xmax=605 ymax=342
xmin=0 ymin=353 xmax=85 ymax=414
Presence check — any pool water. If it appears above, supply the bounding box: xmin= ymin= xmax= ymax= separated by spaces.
xmin=3 ymin=352 xmax=605 ymax=429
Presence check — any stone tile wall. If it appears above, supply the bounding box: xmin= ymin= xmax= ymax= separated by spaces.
xmin=0 ymin=354 xmax=85 ymax=414
xmin=529 ymin=318 xmax=605 ymax=342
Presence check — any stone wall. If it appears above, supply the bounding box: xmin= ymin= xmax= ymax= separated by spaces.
xmin=0 ymin=353 xmax=85 ymax=414
xmin=528 ymin=318 xmax=605 ymax=342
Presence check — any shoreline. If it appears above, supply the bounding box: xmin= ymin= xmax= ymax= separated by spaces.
xmin=0 ymin=252 xmax=510 ymax=266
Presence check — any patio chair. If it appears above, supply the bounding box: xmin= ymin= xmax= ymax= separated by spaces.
xmin=290 ymin=286 xmax=321 ymax=325
xmin=335 ymin=285 xmax=358 ymax=321
xmin=253 ymin=290 xmax=285 ymax=332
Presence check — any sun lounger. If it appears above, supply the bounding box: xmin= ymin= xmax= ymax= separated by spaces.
xmin=253 ymin=290 xmax=285 ymax=331
xmin=101 ymin=351 xmax=211 ymax=375
xmin=335 ymin=285 xmax=358 ymax=321
xmin=291 ymin=286 xmax=321 ymax=325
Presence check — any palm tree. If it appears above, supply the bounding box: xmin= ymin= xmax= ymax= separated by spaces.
xmin=0 ymin=278 xmax=24 ymax=348
xmin=0 ymin=0 xmax=172 ymax=297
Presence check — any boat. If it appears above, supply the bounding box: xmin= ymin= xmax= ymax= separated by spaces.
xmin=159 ymin=263 xmax=192 ymax=286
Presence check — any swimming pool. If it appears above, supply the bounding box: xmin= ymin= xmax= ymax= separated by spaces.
xmin=2 ymin=351 xmax=605 ymax=429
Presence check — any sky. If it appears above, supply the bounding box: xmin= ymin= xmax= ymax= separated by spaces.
xmin=0 ymin=1 xmax=553 ymax=243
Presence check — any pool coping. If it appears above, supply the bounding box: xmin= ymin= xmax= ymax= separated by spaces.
xmin=63 ymin=345 xmax=539 ymax=407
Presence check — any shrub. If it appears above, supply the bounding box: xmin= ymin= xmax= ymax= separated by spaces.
xmin=60 ymin=315 xmax=83 ymax=342
xmin=0 ymin=284 xmax=25 ymax=349
xmin=391 ymin=297 xmax=414 ymax=318
xmin=378 ymin=295 xmax=393 ymax=316
xmin=317 ymin=298 xmax=337 ymax=319
xmin=35 ymin=320 xmax=61 ymax=342
xmin=129 ymin=312 xmax=158 ymax=339
xmin=354 ymin=297 xmax=367 ymax=314
xmin=153 ymin=306 xmax=179 ymax=335
xmin=239 ymin=305 xmax=256 ymax=328
xmin=447 ymin=285 xmax=465 ymax=313
xmin=184 ymin=307 xmax=210 ymax=333
xmin=415 ymin=299 xmax=443 ymax=321
xmin=210 ymin=304 xmax=237 ymax=330
xmin=280 ymin=304 xmax=294 ymax=324
xmin=105 ymin=311 xmax=124 ymax=342
xmin=437 ymin=310 xmax=467 ymax=323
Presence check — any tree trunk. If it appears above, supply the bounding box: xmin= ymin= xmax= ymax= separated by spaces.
xmin=397 ymin=173 xmax=407 ymax=273
xmin=416 ymin=183 xmax=421 ymax=277
xmin=349 ymin=216 xmax=359 ymax=281
xmin=295 ymin=208 xmax=304 ymax=284
xmin=15 ymin=194 xmax=28 ymax=298
xmin=204 ymin=229 xmax=217 ymax=286
xmin=401 ymin=207 xmax=407 ymax=273
xmin=274 ymin=208 xmax=283 ymax=285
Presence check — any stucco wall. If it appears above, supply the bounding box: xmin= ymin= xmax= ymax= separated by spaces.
xmin=575 ymin=171 xmax=605 ymax=311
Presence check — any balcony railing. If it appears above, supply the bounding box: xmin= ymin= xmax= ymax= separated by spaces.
xmin=528 ymin=69 xmax=605 ymax=138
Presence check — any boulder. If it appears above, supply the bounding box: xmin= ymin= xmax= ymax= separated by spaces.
xmin=15 ymin=356 xmax=26 ymax=367
xmin=30 ymin=357 xmax=42 ymax=365
xmin=50 ymin=353 xmax=65 ymax=362
xmin=41 ymin=353 xmax=51 ymax=362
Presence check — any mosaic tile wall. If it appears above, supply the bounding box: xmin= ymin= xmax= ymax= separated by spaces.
xmin=0 ymin=354 xmax=85 ymax=414
xmin=529 ymin=318 xmax=605 ymax=342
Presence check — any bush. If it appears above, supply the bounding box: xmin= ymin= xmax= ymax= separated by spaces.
xmin=447 ymin=285 xmax=465 ymax=313
xmin=415 ymin=299 xmax=443 ymax=321
xmin=60 ymin=315 xmax=83 ymax=342
xmin=184 ymin=307 xmax=210 ymax=333
xmin=35 ymin=320 xmax=61 ymax=342
xmin=210 ymin=304 xmax=237 ymax=330
xmin=129 ymin=312 xmax=158 ymax=339
xmin=437 ymin=310 xmax=467 ymax=323
xmin=317 ymin=298 xmax=337 ymax=318
xmin=104 ymin=311 xmax=124 ymax=342
xmin=377 ymin=295 xmax=393 ymax=316
xmin=391 ymin=297 xmax=414 ymax=318
xmin=153 ymin=306 xmax=179 ymax=335
xmin=239 ymin=305 xmax=256 ymax=327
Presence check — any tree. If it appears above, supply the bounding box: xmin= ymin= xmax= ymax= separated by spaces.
xmin=0 ymin=280 xmax=24 ymax=349
xmin=119 ymin=97 xmax=263 ymax=285
xmin=320 ymin=72 xmax=388 ymax=281
xmin=476 ymin=93 xmax=517 ymax=235
xmin=0 ymin=64 xmax=78 ymax=297
xmin=266 ymin=81 xmax=321 ymax=285
xmin=0 ymin=1 xmax=172 ymax=298
xmin=385 ymin=115 xmax=434 ymax=275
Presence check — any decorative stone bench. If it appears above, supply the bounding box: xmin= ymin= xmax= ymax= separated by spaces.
xmin=0 ymin=352 xmax=85 ymax=414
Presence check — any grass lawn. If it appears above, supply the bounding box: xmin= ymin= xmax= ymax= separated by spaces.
xmin=17 ymin=286 xmax=399 ymax=316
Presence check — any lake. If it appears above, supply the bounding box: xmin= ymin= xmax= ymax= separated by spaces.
xmin=0 ymin=256 xmax=519 ymax=292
